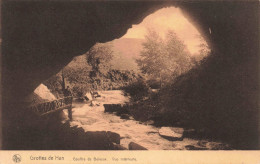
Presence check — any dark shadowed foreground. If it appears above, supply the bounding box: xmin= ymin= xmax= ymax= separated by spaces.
xmin=2 ymin=1 xmax=259 ymax=150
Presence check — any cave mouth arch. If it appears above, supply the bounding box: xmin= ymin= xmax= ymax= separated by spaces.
xmin=2 ymin=1 xmax=259 ymax=150
xmin=3 ymin=1 xmax=213 ymax=100
xmin=52 ymin=6 xmax=211 ymax=96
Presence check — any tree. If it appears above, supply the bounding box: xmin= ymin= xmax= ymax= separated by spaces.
xmin=164 ymin=30 xmax=193 ymax=78
xmin=136 ymin=29 xmax=192 ymax=88
xmin=191 ymin=35 xmax=211 ymax=65
xmin=136 ymin=29 xmax=166 ymax=87
xmin=85 ymin=43 xmax=114 ymax=90
xmin=85 ymin=43 xmax=114 ymax=78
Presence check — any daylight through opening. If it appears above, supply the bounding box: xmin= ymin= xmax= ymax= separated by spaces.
xmin=38 ymin=7 xmax=220 ymax=150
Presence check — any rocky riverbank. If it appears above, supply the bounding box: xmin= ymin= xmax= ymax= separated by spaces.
xmin=68 ymin=90 xmax=232 ymax=150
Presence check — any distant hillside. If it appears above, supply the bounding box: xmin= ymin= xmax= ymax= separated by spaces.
xmin=44 ymin=40 xmax=143 ymax=95
xmin=64 ymin=38 xmax=144 ymax=72
xmin=66 ymin=55 xmax=90 ymax=69
xmin=110 ymin=38 xmax=144 ymax=72
xmin=112 ymin=38 xmax=144 ymax=59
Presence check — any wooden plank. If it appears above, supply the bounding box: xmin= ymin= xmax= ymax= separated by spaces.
xmin=40 ymin=105 xmax=72 ymax=116
xmin=28 ymin=96 xmax=73 ymax=116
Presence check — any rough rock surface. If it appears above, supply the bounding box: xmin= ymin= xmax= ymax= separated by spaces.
xmin=2 ymin=1 xmax=259 ymax=149
xmin=34 ymin=84 xmax=56 ymax=101
xmin=120 ymin=114 xmax=131 ymax=120
xmin=129 ymin=142 xmax=148 ymax=150
xmin=84 ymin=92 xmax=93 ymax=101
xmin=159 ymin=127 xmax=184 ymax=141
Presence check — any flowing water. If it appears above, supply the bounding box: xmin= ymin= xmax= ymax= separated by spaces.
xmin=66 ymin=90 xmax=228 ymax=150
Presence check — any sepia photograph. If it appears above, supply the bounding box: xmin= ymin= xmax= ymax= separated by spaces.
xmin=1 ymin=0 xmax=259 ymax=161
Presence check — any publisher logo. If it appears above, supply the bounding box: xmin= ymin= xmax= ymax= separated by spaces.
xmin=13 ymin=154 xmax=21 ymax=163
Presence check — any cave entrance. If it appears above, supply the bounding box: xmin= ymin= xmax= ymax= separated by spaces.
xmin=43 ymin=7 xmax=210 ymax=99
xmin=3 ymin=1 xmax=258 ymax=150
xmin=36 ymin=7 xmax=218 ymax=150
xmin=33 ymin=7 xmax=218 ymax=151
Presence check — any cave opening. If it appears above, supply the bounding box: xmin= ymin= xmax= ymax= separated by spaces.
xmin=2 ymin=1 xmax=259 ymax=150
xmin=42 ymin=6 xmax=210 ymax=98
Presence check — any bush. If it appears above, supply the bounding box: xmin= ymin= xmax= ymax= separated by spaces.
xmin=71 ymin=84 xmax=92 ymax=97
xmin=121 ymin=78 xmax=150 ymax=101
xmin=150 ymin=52 xmax=259 ymax=149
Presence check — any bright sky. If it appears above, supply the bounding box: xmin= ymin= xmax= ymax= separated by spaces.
xmin=123 ymin=7 xmax=205 ymax=55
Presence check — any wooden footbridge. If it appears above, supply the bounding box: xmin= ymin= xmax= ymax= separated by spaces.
xmin=28 ymin=96 xmax=73 ymax=119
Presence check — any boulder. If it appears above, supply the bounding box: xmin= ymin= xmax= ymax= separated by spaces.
xmin=82 ymin=131 xmax=120 ymax=150
xmin=144 ymin=120 xmax=154 ymax=125
xmin=128 ymin=142 xmax=148 ymax=150
xmin=116 ymin=108 xmax=130 ymax=115
xmin=159 ymin=127 xmax=184 ymax=141
xmin=106 ymin=131 xmax=121 ymax=144
xmin=185 ymin=145 xmax=208 ymax=150
xmin=84 ymin=92 xmax=93 ymax=101
xmin=129 ymin=116 xmax=134 ymax=120
xmin=34 ymin=84 xmax=56 ymax=101
xmin=120 ymin=114 xmax=131 ymax=119
xmin=113 ymin=143 xmax=128 ymax=150
xmin=75 ymin=97 xmax=85 ymax=102
xmin=104 ymin=104 xmax=111 ymax=112
xmin=90 ymin=101 xmax=100 ymax=106
xmin=104 ymin=104 xmax=121 ymax=113
xmin=197 ymin=140 xmax=208 ymax=147
xmin=208 ymin=142 xmax=232 ymax=150
xmin=103 ymin=104 xmax=129 ymax=115
xmin=93 ymin=91 xmax=101 ymax=98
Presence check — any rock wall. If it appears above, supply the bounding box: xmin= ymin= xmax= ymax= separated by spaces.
xmin=2 ymin=1 xmax=259 ymax=149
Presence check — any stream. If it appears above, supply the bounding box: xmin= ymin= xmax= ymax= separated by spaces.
xmin=66 ymin=90 xmax=228 ymax=150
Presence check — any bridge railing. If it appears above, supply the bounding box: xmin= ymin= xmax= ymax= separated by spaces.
xmin=28 ymin=96 xmax=73 ymax=118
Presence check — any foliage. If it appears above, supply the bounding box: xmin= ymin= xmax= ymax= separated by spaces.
xmin=121 ymin=77 xmax=150 ymax=102
xmin=85 ymin=43 xmax=114 ymax=77
xmin=44 ymin=54 xmax=140 ymax=98
xmin=136 ymin=29 xmax=193 ymax=87
xmin=131 ymin=47 xmax=258 ymax=149
xmin=191 ymin=35 xmax=211 ymax=65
